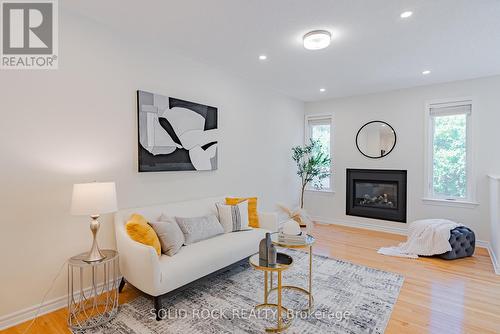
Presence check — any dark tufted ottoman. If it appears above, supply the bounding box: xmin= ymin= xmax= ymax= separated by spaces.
xmin=438 ymin=226 xmax=475 ymax=260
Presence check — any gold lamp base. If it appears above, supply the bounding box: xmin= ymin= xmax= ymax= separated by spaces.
xmin=82 ymin=215 xmax=106 ymax=263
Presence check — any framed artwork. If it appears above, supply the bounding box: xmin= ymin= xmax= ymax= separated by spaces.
xmin=137 ymin=90 xmax=218 ymax=172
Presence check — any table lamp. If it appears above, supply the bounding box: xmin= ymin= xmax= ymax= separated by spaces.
xmin=71 ymin=182 xmax=117 ymax=263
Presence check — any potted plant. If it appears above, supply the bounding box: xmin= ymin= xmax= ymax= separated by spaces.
xmin=292 ymin=139 xmax=331 ymax=209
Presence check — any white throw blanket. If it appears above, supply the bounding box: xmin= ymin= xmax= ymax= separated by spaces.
xmin=378 ymin=219 xmax=463 ymax=258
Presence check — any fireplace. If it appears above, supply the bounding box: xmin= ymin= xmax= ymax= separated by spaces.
xmin=346 ymin=169 xmax=407 ymax=223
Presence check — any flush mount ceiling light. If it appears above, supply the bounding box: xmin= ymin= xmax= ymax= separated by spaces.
xmin=258 ymin=55 xmax=267 ymax=60
xmin=422 ymin=70 xmax=431 ymax=75
xmin=319 ymin=88 xmax=326 ymax=92
xmin=400 ymin=11 xmax=413 ymax=18
xmin=303 ymin=30 xmax=331 ymax=50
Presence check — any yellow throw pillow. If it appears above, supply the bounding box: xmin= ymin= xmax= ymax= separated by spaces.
xmin=225 ymin=197 xmax=259 ymax=228
xmin=125 ymin=214 xmax=161 ymax=256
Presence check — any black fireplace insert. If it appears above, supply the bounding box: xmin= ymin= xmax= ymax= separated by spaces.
xmin=346 ymin=169 xmax=407 ymax=223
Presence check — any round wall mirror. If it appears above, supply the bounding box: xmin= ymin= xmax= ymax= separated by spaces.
xmin=356 ymin=121 xmax=396 ymax=159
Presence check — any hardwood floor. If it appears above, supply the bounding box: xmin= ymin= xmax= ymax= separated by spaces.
xmin=312 ymin=224 xmax=500 ymax=334
xmin=3 ymin=223 xmax=500 ymax=334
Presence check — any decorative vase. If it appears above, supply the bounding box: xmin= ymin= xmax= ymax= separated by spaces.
xmin=259 ymin=233 xmax=272 ymax=262
xmin=267 ymin=244 xmax=277 ymax=266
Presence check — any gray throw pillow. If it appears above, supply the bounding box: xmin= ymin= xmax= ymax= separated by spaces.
xmin=175 ymin=214 xmax=224 ymax=245
xmin=149 ymin=217 xmax=185 ymax=256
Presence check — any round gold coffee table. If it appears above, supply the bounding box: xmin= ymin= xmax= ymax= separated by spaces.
xmin=270 ymin=233 xmax=316 ymax=312
xmin=249 ymin=253 xmax=293 ymax=332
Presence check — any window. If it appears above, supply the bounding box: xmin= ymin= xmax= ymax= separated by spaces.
xmin=426 ymin=99 xmax=473 ymax=202
xmin=305 ymin=115 xmax=333 ymax=191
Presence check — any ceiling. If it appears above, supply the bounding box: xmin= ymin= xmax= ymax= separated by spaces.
xmin=64 ymin=0 xmax=500 ymax=102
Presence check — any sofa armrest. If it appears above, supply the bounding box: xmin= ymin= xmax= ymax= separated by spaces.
xmin=258 ymin=212 xmax=279 ymax=232
xmin=115 ymin=221 xmax=161 ymax=296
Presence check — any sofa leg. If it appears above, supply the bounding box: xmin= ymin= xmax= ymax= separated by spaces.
xmin=118 ymin=277 xmax=126 ymax=293
xmin=154 ymin=296 xmax=161 ymax=321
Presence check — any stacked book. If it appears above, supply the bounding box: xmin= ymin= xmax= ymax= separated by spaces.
xmin=278 ymin=231 xmax=307 ymax=244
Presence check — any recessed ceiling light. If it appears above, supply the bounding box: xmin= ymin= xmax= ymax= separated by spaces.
xmin=400 ymin=11 xmax=413 ymax=18
xmin=258 ymin=55 xmax=267 ymax=60
xmin=422 ymin=70 xmax=431 ymax=75
xmin=319 ymin=88 xmax=326 ymax=92
xmin=303 ymin=30 xmax=331 ymax=50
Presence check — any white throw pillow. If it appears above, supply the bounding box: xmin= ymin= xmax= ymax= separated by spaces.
xmin=215 ymin=200 xmax=249 ymax=233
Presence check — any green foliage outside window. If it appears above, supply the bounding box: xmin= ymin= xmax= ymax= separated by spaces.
xmin=311 ymin=124 xmax=331 ymax=189
xmin=432 ymin=114 xmax=467 ymax=198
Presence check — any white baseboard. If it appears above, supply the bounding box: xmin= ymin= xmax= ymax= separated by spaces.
xmin=475 ymin=240 xmax=489 ymax=248
xmin=314 ymin=216 xmax=500 ymax=275
xmin=0 ymin=276 xmax=122 ymax=331
xmin=478 ymin=241 xmax=500 ymax=275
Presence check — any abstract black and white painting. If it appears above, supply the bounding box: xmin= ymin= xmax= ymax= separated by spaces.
xmin=137 ymin=90 xmax=218 ymax=172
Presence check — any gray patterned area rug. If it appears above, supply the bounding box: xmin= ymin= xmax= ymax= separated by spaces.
xmin=78 ymin=249 xmax=403 ymax=334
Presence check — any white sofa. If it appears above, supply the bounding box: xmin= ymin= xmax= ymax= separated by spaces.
xmin=114 ymin=196 xmax=278 ymax=316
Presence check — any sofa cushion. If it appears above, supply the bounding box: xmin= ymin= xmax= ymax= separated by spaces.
xmin=149 ymin=217 xmax=185 ymax=256
xmin=176 ymin=214 xmax=224 ymax=245
xmin=126 ymin=214 xmax=161 ymax=256
xmin=216 ymin=200 xmax=249 ymax=233
xmin=226 ymin=197 xmax=260 ymax=228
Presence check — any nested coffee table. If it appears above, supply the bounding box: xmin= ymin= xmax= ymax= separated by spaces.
xmin=270 ymin=233 xmax=316 ymax=311
xmin=249 ymin=253 xmax=293 ymax=332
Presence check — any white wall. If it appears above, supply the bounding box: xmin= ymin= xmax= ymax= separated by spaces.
xmin=0 ymin=10 xmax=303 ymax=320
xmin=488 ymin=176 xmax=500 ymax=273
xmin=305 ymin=75 xmax=500 ymax=241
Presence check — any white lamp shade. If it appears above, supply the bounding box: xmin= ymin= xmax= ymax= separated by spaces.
xmin=71 ymin=182 xmax=117 ymax=216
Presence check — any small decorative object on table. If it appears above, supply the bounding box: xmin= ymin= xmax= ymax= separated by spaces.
xmin=259 ymin=233 xmax=271 ymax=262
xmin=281 ymin=219 xmax=301 ymax=236
xmin=278 ymin=231 xmax=307 ymax=244
xmin=259 ymin=232 xmax=277 ymax=265
xmin=279 ymin=219 xmax=310 ymax=244
xmin=68 ymin=249 xmax=120 ymax=330
xmin=268 ymin=242 xmax=277 ymax=266
xmin=278 ymin=205 xmax=314 ymax=230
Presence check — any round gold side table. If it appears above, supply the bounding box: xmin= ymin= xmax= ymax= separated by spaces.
xmin=270 ymin=233 xmax=316 ymax=312
xmin=249 ymin=253 xmax=293 ymax=333
xmin=67 ymin=249 xmax=119 ymax=330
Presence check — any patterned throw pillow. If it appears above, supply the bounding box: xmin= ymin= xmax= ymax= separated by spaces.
xmin=225 ymin=197 xmax=259 ymax=228
xmin=175 ymin=214 xmax=224 ymax=245
xmin=216 ymin=200 xmax=249 ymax=233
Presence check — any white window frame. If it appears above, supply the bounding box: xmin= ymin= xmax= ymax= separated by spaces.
xmin=304 ymin=113 xmax=334 ymax=193
xmin=423 ymin=97 xmax=477 ymax=207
